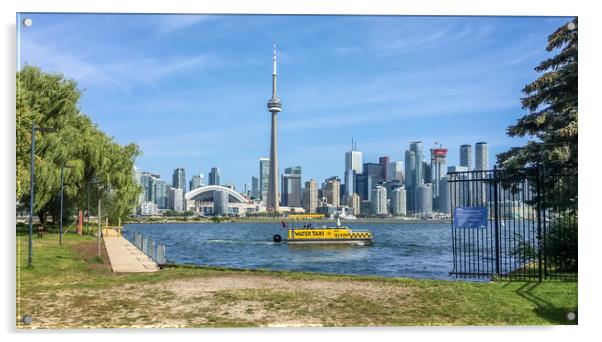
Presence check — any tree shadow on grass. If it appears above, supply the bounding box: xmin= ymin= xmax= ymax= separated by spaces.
xmin=513 ymin=282 xmax=577 ymax=325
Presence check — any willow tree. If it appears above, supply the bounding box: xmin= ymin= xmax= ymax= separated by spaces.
xmin=17 ymin=65 xmax=141 ymax=225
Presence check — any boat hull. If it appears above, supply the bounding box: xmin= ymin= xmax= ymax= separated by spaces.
xmin=286 ymin=238 xmax=373 ymax=246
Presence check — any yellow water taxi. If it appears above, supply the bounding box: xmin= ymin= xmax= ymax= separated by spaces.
xmin=272 ymin=214 xmax=374 ymax=246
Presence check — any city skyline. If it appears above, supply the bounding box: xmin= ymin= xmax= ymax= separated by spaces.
xmin=18 ymin=14 xmax=570 ymax=190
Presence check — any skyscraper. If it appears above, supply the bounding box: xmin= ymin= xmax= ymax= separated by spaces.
xmin=371 ymin=185 xmax=387 ymax=216
xmin=345 ymin=144 xmax=363 ymax=174
xmin=355 ymin=173 xmax=373 ymax=202
xmin=324 ymin=176 xmax=341 ymax=208
xmin=391 ymin=186 xmax=407 ymax=216
xmin=172 ymin=168 xmax=186 ymax=194
xmin=259 ymin=158 xmax=270 ymax=201
xmin=189 ymin=174 xmax=204 ymax=191
xmin=344 ymin=169 xmax=356 ymax=199
xmin=344 ymin=142 xmax=362 ymax=199
xmin=282 ymin=166 xmax=302 ymax=207
xmin=475 ymin=142 xmax=489 ymax=171
xmin=213 ymin=189 xmax=229 ymax=216
xmin=140 ymin=171 xmax=160 ymax=203
xmin=417 ymin=183 xmax=433 ymax=216
xmin=266 ymin=43 xmax=282 ymax=211
xmin=387 ymin=161 xmax=404 ymax=182
xmin=155 ymin=180 xmax=168 ymax=209
xmin=475 ymin=142 xmax=489 ymax=204
xmin=430 ymin=147 xmax=448 ymax=211
xmin=168 ymin=187 xmax=183 ymax=212
xmin=448 ymin=165 xmax=470 ymax=207
xmin=404 ymin=150 xmax=416 ymax=189
xmin=438 ymin=176 xmax=451 ymax=214
xmin=346 ymin=193 xmax=361 ymax=216
xmin=302 ymin=179 xmax=318 ymax=214
xmin=379 ymin=156 xmax=390 ymax=181
xmin=460 ymin=144 xmax=472 ymax=170
xmin=208 ymin=167 xmax=220 ymax=186
xmin=410 ymin=141 xmax=423 ymax=187
xmin=251 ymin=176 xmax=259 ymax=199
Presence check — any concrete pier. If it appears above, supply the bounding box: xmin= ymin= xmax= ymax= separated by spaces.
xmin=103 ymin=235 xmax=159 ymax=273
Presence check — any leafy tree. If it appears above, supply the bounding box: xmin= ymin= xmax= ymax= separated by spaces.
xmin=17 ymin=66 xmax=141 ymax=225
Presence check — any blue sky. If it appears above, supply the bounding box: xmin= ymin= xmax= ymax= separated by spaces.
xmin=18 ymin=14 xmax=570 ymax=190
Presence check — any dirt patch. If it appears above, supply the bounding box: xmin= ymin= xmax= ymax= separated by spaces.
xmin=73 ymin=239 xmax=112 ymax=272
xmin=17 ymin=273 xmax=419 ymax=328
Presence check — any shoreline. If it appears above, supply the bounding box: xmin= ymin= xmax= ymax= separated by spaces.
xmin=16 ymin=231 xmax=577 ymax=328
xmin=124 ymin=218 xmax=451 ymax=225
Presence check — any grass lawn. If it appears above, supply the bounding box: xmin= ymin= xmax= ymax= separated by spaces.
xmin=16 ymin=228 xmax=577 ymax=328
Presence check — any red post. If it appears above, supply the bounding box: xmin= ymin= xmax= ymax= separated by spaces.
xmin=78 ymin=210 xmax=83 ymax=235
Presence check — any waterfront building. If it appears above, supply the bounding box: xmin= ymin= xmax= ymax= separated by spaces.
xmin=391 ymin=186 xmax=407 ymax=216
xmin=251 ymin=176 xmax=259 ymax=199
xmin=302 ymin=179 xmax=318 ymax=213
xmin=379 ymin=156 xmax=390 ymax=181
xmin=371 ymin=185 xmax=387 ymax=216
xmin=259 ymin=158 xmax=270 ymax=201
xmin=282 ymin=166 xmax=302 ymax=207
xmin=169 ymin=187 xmax=184 ymax=212
xmin=208 ymin=167 xmax=220 ymax=186
xmin=460 ymin=144 xmax=472 ymax=170
xmin=139 ymin=201 xmax=158 ymax=216
xmin=323 ymin=176 xmax=341 ymax=208
xmin=213 ymin=189 xmax=229 ymax=216
xmin=387 ymin=161 xmax=404 ymax=182
xmin=266 ymin=44 xmax=282 ymax=211
xmin=417 ymin=183 xmax=433 ymax=216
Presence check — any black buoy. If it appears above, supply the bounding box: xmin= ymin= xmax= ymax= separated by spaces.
xmin=273 ymin=234 xmax=282 ymax=243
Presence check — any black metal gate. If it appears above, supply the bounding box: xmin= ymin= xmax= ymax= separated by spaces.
xmin=448 ymin=166 xmax=577 ymax=281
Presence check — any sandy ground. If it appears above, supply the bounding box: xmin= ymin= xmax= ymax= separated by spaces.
xmin=17 ymin=273 xmax=417 ymax=328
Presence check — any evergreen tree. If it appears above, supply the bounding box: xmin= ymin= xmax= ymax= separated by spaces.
xmin=497 ymin=18 xmax=577 ymax=175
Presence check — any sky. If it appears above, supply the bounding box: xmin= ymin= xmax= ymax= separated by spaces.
xmin=18 ymin=13 xmax=571 ymax=191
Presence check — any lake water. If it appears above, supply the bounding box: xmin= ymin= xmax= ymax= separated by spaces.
xmin=122 ymin=222 xmax=454 ymax=280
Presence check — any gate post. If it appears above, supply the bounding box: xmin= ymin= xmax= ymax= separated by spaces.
xmin=536 ymin=164 xmax=544 ymax=282
xmin=493 ymin=166 xmax=500 ymax=277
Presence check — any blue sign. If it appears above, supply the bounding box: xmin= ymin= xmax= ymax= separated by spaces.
xmin=454 ymin=207 xmax=488 ymax=229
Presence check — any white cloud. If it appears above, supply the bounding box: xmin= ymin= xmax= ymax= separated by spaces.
xmin=21 ymin=35 xmax=214 ymax=89
xmin=154 ymin=15 xmax=214 ymax=36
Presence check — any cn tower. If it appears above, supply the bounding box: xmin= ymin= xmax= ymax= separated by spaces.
xmin=266 ymin=43 xmax=282 ymax=211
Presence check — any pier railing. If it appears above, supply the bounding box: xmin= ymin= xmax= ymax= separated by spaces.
xmin=133 ymin=232 xmax=168 ymax=266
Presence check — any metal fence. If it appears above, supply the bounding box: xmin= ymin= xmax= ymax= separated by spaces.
xmin=133 ymin=232 xmax=168 ymax=265
xmin=448 ymin=166 xmax=577 ymax=281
